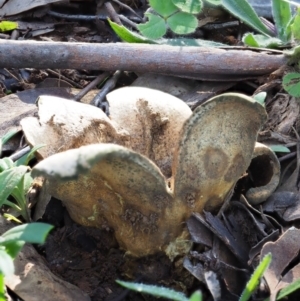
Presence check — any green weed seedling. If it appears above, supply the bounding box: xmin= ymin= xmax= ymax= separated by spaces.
xmin=0 ymin=223 xmax=53 ymax=301
xmin=137 ymin=0 xmax=202 ymax=39
xmin=108 ymin=0 xmax=226 ymax=46
xmin=280 ymin=4 xmax=300 ymax=98
xmin=221 ymin=0 xmax=295 ymax=48
xmin=219 ymin=0 xmax=300 ymax=99
xmin=0 ymin=130 xmax=44 ymax=222
xmin=111 ymin=0 xmax=203 ymax=41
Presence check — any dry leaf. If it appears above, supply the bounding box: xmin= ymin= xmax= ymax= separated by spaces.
xmin=261 ymin=227 xmax=300 ymax=301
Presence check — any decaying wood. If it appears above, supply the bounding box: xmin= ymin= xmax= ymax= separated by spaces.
xmin=0 ymin=40 xmax=288 ymax=81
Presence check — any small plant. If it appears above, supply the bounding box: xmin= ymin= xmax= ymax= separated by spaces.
xmin=0 ymin=130 xmax=44 ymax=222
xmin=0 ymin=223 xmax=53 ymax=300
xmin=217 ymin=0 xmax=300 ymax=99
xmin=108 ymin=0 xmax=226 ymax=46
xmin=137 ymin=0 xmax=202 ymax=39
xmin=0 ymin=21 xmax=17 ymax=33
xmin=221 ymin=0 xmax=296 ymax=48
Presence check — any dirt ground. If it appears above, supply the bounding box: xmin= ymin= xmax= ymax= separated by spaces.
xmin=41 ymin=199 xmax=199 ymax=301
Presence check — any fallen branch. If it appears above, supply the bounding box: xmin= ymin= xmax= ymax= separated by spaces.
xmin=0 ymin=40 xmax=288 ymax=81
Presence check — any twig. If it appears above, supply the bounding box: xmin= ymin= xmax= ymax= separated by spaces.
xmin=278 ymin=151 xmax=296 ymax=162
xmin=91 ymin=70 xmax=122 ymax=113
xmin=73 ymin=72 xmax=111 ymax=102
xmin=111 ymin=0 xmax=143 ymax=20
xmin=201 ymin=21 xmax=239 ymax=30
xmin=46 ymin=69 xmax=83 ymax=89
xmin=9 ymin=146 xmax=30 ymax=161
xmin=105 ymin=2 xmax=122 ymax=25
xmin=0 ymin=40 xmax=288 ymax=81
xmin=119 ymin=14 xmax=138 ymax=29
xmin=47 ymin=10 xmax=141 ymax=22
xmin=0 ymin=33 xmax=9 ymax=39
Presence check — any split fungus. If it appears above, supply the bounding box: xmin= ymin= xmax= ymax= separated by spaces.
xmin=26 ymin=87 xmax=268 ymax=258
xmin=246 ymin=142 xmax=280 ymax=205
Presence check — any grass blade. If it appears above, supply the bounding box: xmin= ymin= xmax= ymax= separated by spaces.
xmin=239 ymin=253 xmax=272 ymax=301
xmin=276 ymin=278 xmax=300 ymax=300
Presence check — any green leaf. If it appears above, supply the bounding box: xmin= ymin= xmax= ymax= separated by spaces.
xmin=3 ymin=200 xmax=22 ymax=212
xmin=0 ymin=21 xmax=18 ymax=32
xmin=291 ymin=8 xmax=300 ymax=40
xmin=239 ymin=253 xmax=272 ymax=301
xmin=243 ymin=33 xmax=260 ymax=47
xmin=137 ymin=13 xmax=167 ymax=39
xmin=1 ymin=223 xmax=53 ymax=245
xmin=3 ymin=213 xmax=22 ymax=224
xmin=116 ymin=280 xmax=189 ymax=301
xmin=0 ymin=157 xmax=14 ymax=172
xmin=1 ymin=240 xmax=25 ymax=260
xmin=0 ymin=166 xmax=28 ymax=206
xmin=253 ymin=92 xmax=267 ymax=106
xmin=149 ymin=0 xmax=178 ymax=18
xmin=15 ymin=144 xmax=45 ymax=166
xmin=160 ymin=37 xmax=226 ymax=46
xmin=167 ymin=12 xmax=198 ymax=34
xmin=276 ymin=277 xmax=300 ymax=300
xmin=205 ymin=0 xmax=221 ymax=5
xmin=269 ymin=145 xmax=290 ymax=153
xmin=23 ymin=172 xmax=33 ymax=194
xmin=108 ymin=19 xmax=157 ymax=43
xmin=0 ymin=249 xmax=14 ymax=276
xmin=172 ymin=0 xmax=203 ymax=14
xmin=285 ymin=44 xmax=300 ymax=66
xmin=0 ymin=274 xmax=6 ymax=301
xmin=0 ymin=129 xmax=18 ymax=145
xmin=272 ymin=0 xmax=292 ymax=42
xmin=282 ymin=72 xmax=300 ymax=97
xmin=10 ymin=172 xmax=33 ymax=221
xmin=221 ymin=0 xmax=271 ymax=36
xmin=243 ymin=33 xmax=283 ymax=48
xmin=189 ymin=290 xmax=202 ymax=301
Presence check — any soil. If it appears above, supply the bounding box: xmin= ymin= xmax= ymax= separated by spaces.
xmin=40 ymin=199 xmax=198 ymax=301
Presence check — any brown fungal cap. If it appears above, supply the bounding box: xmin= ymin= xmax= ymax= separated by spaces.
xmin=246 ymin=142 xmax=280 ymax=205
xmin=32 ymin=143 xmax=180 ymax=256
xmin=107 ymin=87 xmax=192 ymax=177
xmin=172 ymin=93 xmax=267 ymax=214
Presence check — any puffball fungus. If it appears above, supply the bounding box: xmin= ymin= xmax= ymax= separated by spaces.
xmin=27 ymin=88 xmax=267 ymax=257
